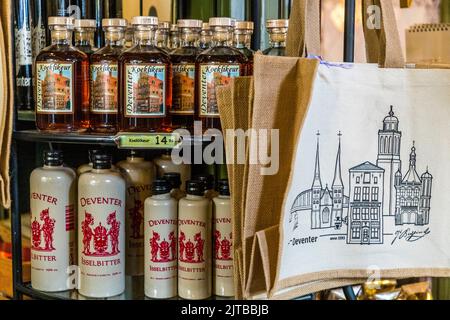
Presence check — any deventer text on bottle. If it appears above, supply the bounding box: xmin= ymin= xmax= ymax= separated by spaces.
xmin=196 ymin=17 xmax=247 ymax=131
xmin=119 ymin=16 xmax=172 ymax=133
xmin=35 ymin=17 xmax=90 ymax=132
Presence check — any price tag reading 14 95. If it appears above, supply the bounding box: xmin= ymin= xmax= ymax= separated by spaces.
xmin=115 ymin=133 xmax=181 ymax=149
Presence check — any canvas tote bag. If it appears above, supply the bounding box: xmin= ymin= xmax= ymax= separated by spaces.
xmin=0 ymin=0 xmax=13 ymax=209
xmin=241 ymin=0 xmax=450 ymax=300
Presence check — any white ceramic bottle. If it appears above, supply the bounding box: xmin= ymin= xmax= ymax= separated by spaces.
xmin=30 ymin=150 xmax=76 ymax=292
xmin=78 ymin=153 xmax=126 ymax=298
xmin=213 ymin=180 xmax=234 ymax=297
xmin=117 ymin=150 xmax=154 ymax=276
xmin=178 ymin=180 xmax=212 ymax=300
xmin=144 ymin=179 xmax=178 ymax=299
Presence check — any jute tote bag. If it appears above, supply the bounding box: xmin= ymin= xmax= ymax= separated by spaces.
xmin=0 ymin=0 xmax=13 ymax=209
xmin=241 ymin=0 xmax=450 ymax=299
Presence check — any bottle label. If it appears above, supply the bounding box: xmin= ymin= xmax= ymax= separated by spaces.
xmin=178 ymin=219 xmax=208 ymax=280
xmin=171 ymin=64 xmax=195 ymax=115
xmin=124 ymin=64 xmax=166 ymax=118
xmin=214 ymin=217 xmax=233 ymax=278
xmin=199 ymin=64 xmax=240 ymax=117
xmin=90 ymin=63 xmax=119 ymax=114
xmin=36 ymin=62 xmax=74 ymax=114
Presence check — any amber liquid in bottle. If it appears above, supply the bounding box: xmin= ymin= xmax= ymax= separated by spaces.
xmin=119 ymin=21 xmax=172 ymax=133
xmin=196 ymin=22 xmax=247 ymax=131
xmin=35 ymin=21 xmax=90 ymax=132
xmin=170 ymin=23 xmax=202 ymax=131
xmin=90 ymin=22 xmax=126 ymax=134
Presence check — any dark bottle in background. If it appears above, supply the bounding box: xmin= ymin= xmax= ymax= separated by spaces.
xmin=93 ymin=0 xmax=105 ymax=47
xmin=233 ymin=21 xmax=254 ymax=75
xmin=262 ymin=19 xmax=288 ymax=57
xmin=14 ymin=0 xmax=34 ymax=111
xmin=32 ymin=0 xmax=47 ymax=59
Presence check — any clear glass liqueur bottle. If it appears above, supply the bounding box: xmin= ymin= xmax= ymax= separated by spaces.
xmin=199 ymin=22 xmax=212 ymax=50
xmin=90 ymin=18 xmax=127 ymax=134
xmin=234 ymin=21 xmax=254 ymax=75
xmin=170 ymin=19 xmax=203 ymax=131
xmin=196 ymin=18 xmax=247 ymax=131
xmin=119 ymin=16 xmax=172 ymax=133
xmin=35 ymin=17 xmax=90 ymax=132
xmin=170 ymin=24 xmax=180 ymax=50
xmin=262 ymin=19 xmax=289 ymax=57
xmin=74 ymin=19 xmax=97 ymax=56
xmin=156 ymin=21 xmax=171 ymax=54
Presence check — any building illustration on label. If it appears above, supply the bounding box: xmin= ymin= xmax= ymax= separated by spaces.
xmin=129 ymin=199 xmax=144 ymax=239
xmin=125 ymin=65 xmax=165 ymax=116
xmin=91 ymin=65 xmax=118 ymax=113
xmin=289 ymin=106 xmax=433 ymax=245
xmin=31 ymin=208 xmax=56 ymax=251
xmin=172 ymin=64 xmax=195 ymax=114
xmin=214 ymin=231 xmax=232 ymax=261
xmin=81 ymin=211 xmax=121 ymax=256
xmin=36 ymin=63 xmax=73 ymax=113
xmin=179 ymin=231 xmax=205 ymax=263
xmin=150 ymin=231 xmax=177 ymax=263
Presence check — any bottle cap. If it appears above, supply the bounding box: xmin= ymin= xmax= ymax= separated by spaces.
xmin=202 ymin=22 xmax=210 ymax=31
xmin=131 ymin=16 xmax=159 ymax=26
xmin=74 ymin=19 xmax=96 ymax=29
xmin=102 ymin=18 xmax=128 ymax=28
xmin=186 ymin=180 xmax=205 ymax=196
xmin=217 ymin=179 xmax=230 ymax=196
xmin=88 ymin=149 xmax=103 ymax=163
xmin=43 ymin=150 xmax=63 ymax=166
xmin=178 ymin=19 xmax=202 ymax=29
xmin=235 ymin=21 xmax=254 ymax=31
xmin=158 ymin=21 xmax=170 ymax=30
xmin=163 ymin=172 xmax=182 ymax=189
xmin=48 ymin=16 xmax=75 ymax=27
xmin=209 ymin=17 xmax=235 ymax=28
xmin=153 ymin=179 xmax=172 ymax=195
xmin=170 ymin=24 xmax=179 ymax=32
xmin=92 ymin=154 xmax=112 ymax=170
xmin=266 ymin=19 xmax=289 ymax=29
xmin=193 ymin=174 xmax=215 ymax=191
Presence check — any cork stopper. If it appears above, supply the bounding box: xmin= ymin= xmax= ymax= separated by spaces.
xmin=202 ymin=22 xmax=210 ymax=31
xmin=102 ymin=18 xmax=127 ymax=28
xmin=178 ymin=19 xmax=203 ymax=29
xmin=158 ymin=21 xmax=170 ymax=30
xmin=209 ymin=17 xmax=235 ymax=27
xmin=74 ymin=19 xmax=96 ymax=29
xmin=266 ymin=19 xmax=289 ymax=29
xmin=131 ymin=16 xmax=158 ymax=26
xmin=48 ymin=16 xmax=74 ymax=27
xmin=235 ymin=21 xmax=254 ymax=31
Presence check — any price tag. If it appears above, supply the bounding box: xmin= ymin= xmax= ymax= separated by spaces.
xmin=115 ymin=133 xmax=181 ymax=149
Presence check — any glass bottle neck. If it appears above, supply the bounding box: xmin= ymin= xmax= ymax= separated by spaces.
xmin=134 ymin=29 xmax=156 ymax=46
xmin=74 ymin=30 xmax=95 ymax=47
xmin=180 ymin=30 xmax=200 ymax=47
xmin=234 ymin=32 xmax=252 ymax=49
xmin=51 ymin=30 xmax=73 ymax=45
xmin=212 ymin=29 xmax=233 ymax=47
xmin=104 ymin=30 xmax=125 ymax=47
xmin=156 ymin=30 xmax=169 ymax=49
xmin=269 ymin=32 xmax=287 ymax=48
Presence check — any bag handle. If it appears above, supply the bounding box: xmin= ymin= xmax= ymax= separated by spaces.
xmin=362 ymin=0 xmax=405 ymax=68
xmin=286 ymin=0 xmax=321 ymax=58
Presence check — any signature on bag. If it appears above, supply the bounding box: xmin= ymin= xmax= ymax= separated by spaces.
xmin=391 ymin=228 xmax=431 ymax=245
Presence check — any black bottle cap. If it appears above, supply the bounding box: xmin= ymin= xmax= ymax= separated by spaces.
xmin=217 ymin=179 xmax=230 ymax=196
xmin=92 ymin=154 xmax=112 ymax=170
xmin=153 ymin=179 xmax=172 ymax=195
xmin=88 ymin=149 xmax=102 ymax=163
xmin=186 ymin=180 xmax=205 ymax=196
xmin=163 ymin=172 xmax=182 ymax=189
xmin=193 ymin=174 xmax=215 ymax=191
xmin=43 ymin=150 xmax=63 ymax=166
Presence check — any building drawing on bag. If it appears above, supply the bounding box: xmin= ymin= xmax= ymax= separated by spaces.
xmin=289 ymin=106 xmax=433 ymax=244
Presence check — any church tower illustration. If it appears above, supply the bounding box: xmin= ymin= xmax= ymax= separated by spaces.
xmin=331 ymin=133 xmax=344 ymax=225
xmin=376 ymin=106 xmax=402 ymax=216
xmin=311 ymin=132 xmax=323 ymax=229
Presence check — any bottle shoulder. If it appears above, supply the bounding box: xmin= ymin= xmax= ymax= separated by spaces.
xmin=31 ymin=167 xmax=75 ymax=182
xmin=37 ymin=44 xmax=88 ymax=62
xmin=91 ymin=46 xmax=123 ymax=62
xmin=171 ymin=47 xmax=202 ymax=63
xmin=79 ymin=170 xmax=125 ymax=185
xmin=196 ymin=46 xmax=248 ymax=64
xmin=120 ymin=45 xmax=171 ymax=64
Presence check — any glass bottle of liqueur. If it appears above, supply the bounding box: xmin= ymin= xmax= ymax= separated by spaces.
xmin=144 ymin=179 xmax=178 ymax=299
xmin=116 ymin=150 xmax=154 ymax=276
xmin=170 ymin=19 xmax=202 ymax=131
xmin=213 ymin=179 xmax=233 ymax=297
xmin=163 ymin=172 xmax=186 ymax=200
xmin=15 ymin=0 xmax=34 ymax=111
xmin=74 ymin=19 xmax=97 ymax=55
xmin=124 ymin=22 xmax=134 ymax=49
xmin=262 ymin=19 xmax=289 ymax=57
xmin=169 ymin=24 xmax=180 ymax=50
xmin=78 ymin=153 xmax=126 ymax=298
xmin=178 ymin=180 xmax=212 ymax=300
xmin=234 ymin=21 xmax=254 ymax=75
xmin=199 ymin=22 xmax=212 ymax=50
xmin=30 ymin=150 xmax=76 ymax=292
xmin=119 ymin=16 xmax=172 ymax=133
xmin=90 ymin=18 xmax=127 ymax=134
xmin=156 ymin=22 xmax=171 ymax=54
xmin=35 ymin=17 xmax=90 ymax=132
xmin=196 ymin=18 xmax=247 ymax=131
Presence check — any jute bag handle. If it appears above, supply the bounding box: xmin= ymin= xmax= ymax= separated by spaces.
xmin=286 ymin=0 xmax=321 ymax=58
xmin=362 ymin=0 xmax=405 ymax=68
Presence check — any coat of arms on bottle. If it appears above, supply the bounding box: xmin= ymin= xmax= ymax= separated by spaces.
xmin=81 ymin=211 xmax=121 ymax=256
xmin=289 ymin=106 xmax=433 ymax=245
xmin=179 ymin=231 xmax=205 ymax=263
xmin=129 ymin=198 xmax=144 ymax=239
xmin=31 ymin=208 xmax=56 ymax=252
xmin=214 ymin=231 xmax=232 ymax=261
xmin=149 ymin=231 xmax=177 ymax=263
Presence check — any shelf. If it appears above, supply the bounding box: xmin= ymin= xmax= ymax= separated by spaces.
xmin=13 ymin=130 xmax=116 ymax=146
